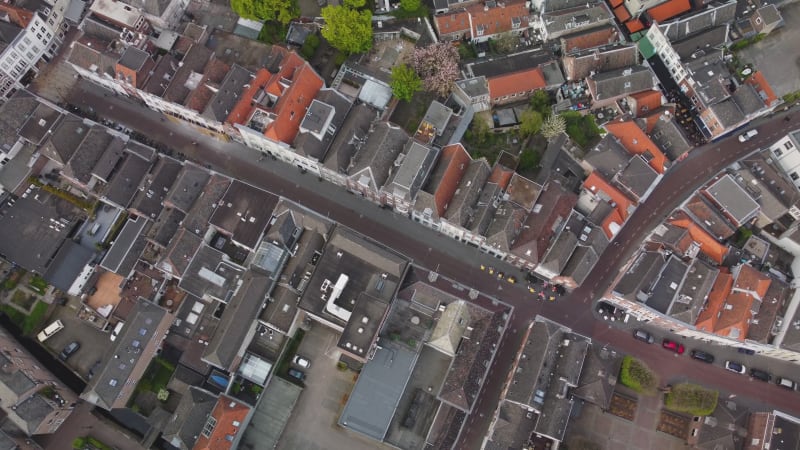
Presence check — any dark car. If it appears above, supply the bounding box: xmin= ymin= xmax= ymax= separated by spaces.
xmin=633 ymin=329 xmax=654 ymax=344
xmin=690 ymin=350 xmax=715 ymax=364
xmin=750 ymin=369 xmax=772 ymax=382
xmin=737 ymin=347 xmax=756 ymax=355
xmin=59 ymin=341 xmax=80 ymax=361
xmin=287 ymin=368 xmax=306 ymax=382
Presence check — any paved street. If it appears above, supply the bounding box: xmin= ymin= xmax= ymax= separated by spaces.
xmin=64 ymin=80 xmax=800 ymax=448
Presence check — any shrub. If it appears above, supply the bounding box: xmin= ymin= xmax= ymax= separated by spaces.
xmin=157 ymin=388 xmax=170 ymax=401
xmin=561 ymin=111 xmax=602 ymax=149
xmin=664 ymin=383 xmax=718 ymax=416
xmin=300 ymin=34 xmax=321 ymax=59
xmin=619 ymin=355 xmax=657 ymax=393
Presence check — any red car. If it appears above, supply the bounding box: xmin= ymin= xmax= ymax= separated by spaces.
xmin=662 ymin=339 xmax=685 ymax=354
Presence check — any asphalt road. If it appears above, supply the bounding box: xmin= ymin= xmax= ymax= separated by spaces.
xmin=66 ymin=81 xmax=800 ymax=448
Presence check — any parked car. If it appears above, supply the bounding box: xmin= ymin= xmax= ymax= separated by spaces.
xmin=690 ymin=350 xmax=715 ymax=364
xmin=633 ymin=329 xmax=654 ymax=344
xmin=662 ymin=339 xmax=685 ymax=354
xmin=777 ymin=377 xmax=797 ymax=390
xmin=292 ymin=355 xmax=311 ymax=368
xmin=750 ymin=369 xmax=772 ymax=382
xmin=287 ymin=368 xmax=306 ymax=381
xmin=738 ymin=129 xmax=758 ymax=142
xmin=59 ymin=341 xmax=80 ymax=361
xmin=737 ymin=347 xmax=756 ymax=355
xmin=725 ymin=361 xmax=747 ymax=374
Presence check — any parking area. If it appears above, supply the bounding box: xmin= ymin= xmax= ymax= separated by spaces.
xmin=277 ymin=324 xmax=392 ymax=450
xmin=737 ymin=2 xmax=800 ymax=97
xmin=77 ymin=203 xmax=121 ymax=249
xmin=40 ymin=303 xmax=112 ymax=380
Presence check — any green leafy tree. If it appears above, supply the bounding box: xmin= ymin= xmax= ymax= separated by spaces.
xmin=344 ymin=0 xmax=365 ymax=7
xmin=400 ymin=0 xmax=421 ymax=11
xmin=518 ymin=109 xmax=543 ymax=137
xmin=390 ymin=65 xmax=422 ymax=101
xmin=321 ymin=5 xmax=373 ymax=54
xmin=468 ymin=116 xmax=490 ymax=144
xmin=529 ymin=89 xmax=552 ymax=117
xmin=230 ymin=0 xmax=298 ymax=24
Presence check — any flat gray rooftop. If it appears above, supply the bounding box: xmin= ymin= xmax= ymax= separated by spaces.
xmin=239 ymin=376 xmax=302 ymax=449
xmin=704 ymin=174 xmax=760 ymax=225
xmin=0 ymin=189 xmax=82 ymax=273
xmin=339 ymin=343 xmax=418 ymax=442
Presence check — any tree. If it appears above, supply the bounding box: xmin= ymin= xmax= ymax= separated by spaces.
xmin=321 ymin=5 xmax=373 ymax=54
xmin=390 ymin=64 xmax=422 ymax=102
xmin=541 ymin=113 xmax=566 ymax=138
xmin=411 ymin=43 xmax=460 ymax=98
xmin=400 ymin=0 xmax=421 ymax=11
xmin=492 ymin=32 xmax=519 ymax=54
xmin=468 ymin=115 xmax=490 ymax=144
xmin=230 ymin=0 xmax=298 ymax=24
xmin=518 ymin=109 xmax=543 ymax=137
xmin=529 ymin=89 xmax=552 ymax=117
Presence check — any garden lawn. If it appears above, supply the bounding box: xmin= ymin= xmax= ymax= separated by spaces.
xmin=561 ymin=111 xmax=602 ymax=149
xmin=1 ymin=300 xmax=49 ymax=335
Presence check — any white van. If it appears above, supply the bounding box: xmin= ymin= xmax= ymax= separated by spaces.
xmin=110 ymin=321 xmax=125 ymax=341
xmin=37 ymin=320 xmax=64 ymax=342
xmin=738 ymin=129 xmax=758 ymax=142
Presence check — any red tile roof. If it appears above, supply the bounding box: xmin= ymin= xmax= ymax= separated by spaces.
xmin=604 ymin=120 xmax=667 ymax=173
xmin=600 ymin=208 xmax=625 ymax=238
xmin=467 ymin=0 xmax=531 ymax=39
xmin=669 ymin=213 xmax=729 ymax=264
xmin=609 ymin=0 xmax=623 ymax=7
xmin=434 ymin=10 xmax=471 ymax=36
xmin=696 ymin=264 xmax=770 ymax=341
xmin=488 ymin=67 xmax=546 ymax=99
xmin=695 ymin=270 xmax=732 ymax=333
xmin=560 ymin=26 xmax=618 ymax=54
xmin=226 ymin=50 xmax=323 ymax=145
xmin=630 ymin=90 xmax=663 ymax=117
xmin=746 ymin=71 xmax=778 ymax=107
xmin=434 ymin=144 xmax=472 ymax=217
xmin=613 ymin=5 xmax=631 ymax=22
xmin=584 ymin=171 xmax=636 ymax=220
xmin=226 ymin=69 xmax=272 ymax=125
xmin=733 ymin=264 xmax=771 ymax=299
xmin=647 ymin=0 xmax=690 ymax=22
xmin=488 ymin=165 xmax=515 ymax=190
xmin=193 ymin=395 xmax=250 ymax=450
xmin=626 ymin=19 xmax=645 ymax=33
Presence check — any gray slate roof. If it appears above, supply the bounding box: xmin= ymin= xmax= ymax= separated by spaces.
xmin=161 ymin=387 xmax=218 ymax=450
xmin=81 ymin=300 xmax=172 ymax=410
xmin=203 ymin=270 xmax=271 ymax=370
xmin=348 ymin=122 xmax=409 ymax=189
xmin=203 ymin=64 xmax=253 ymax=122
xmin=588 ymin=65 xmax=656 ymax=100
